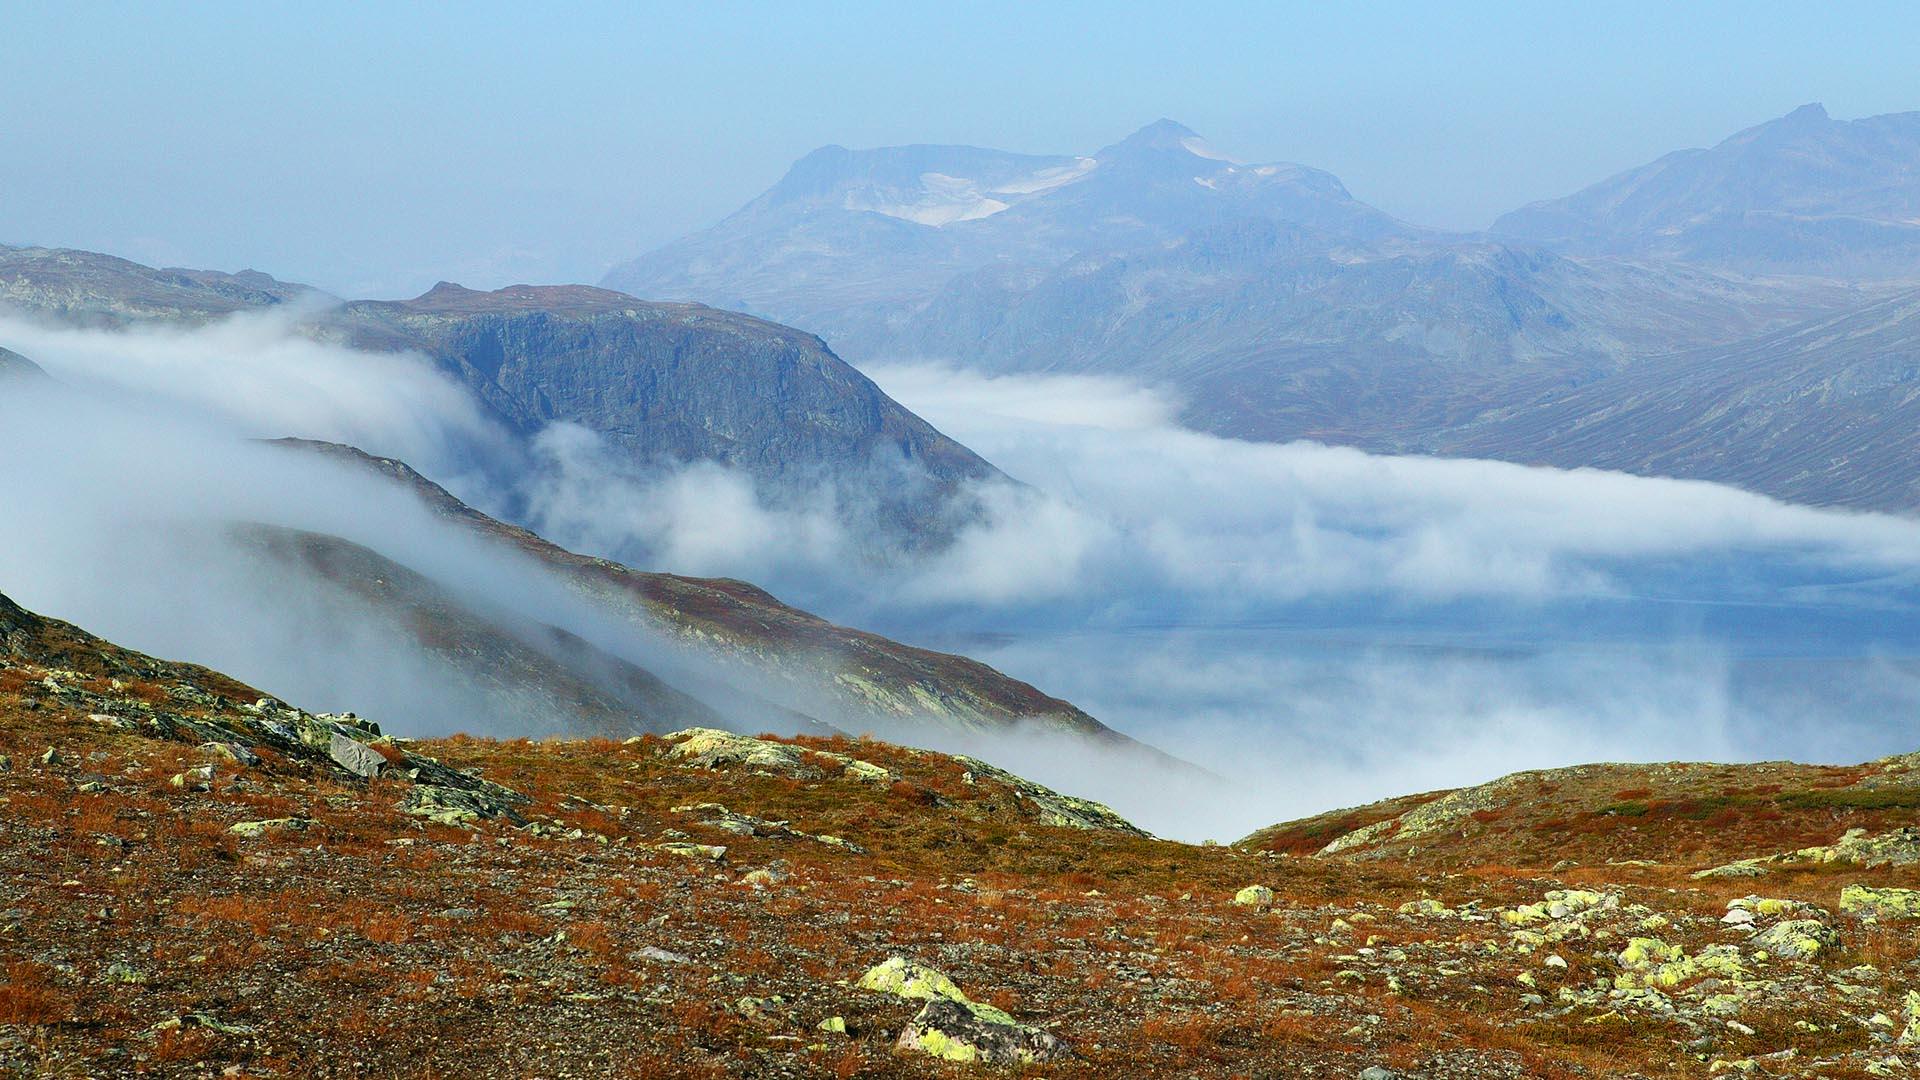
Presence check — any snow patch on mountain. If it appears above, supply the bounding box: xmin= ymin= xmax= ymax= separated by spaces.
xmin=844 ymin=172 xmax=1011 ymax=227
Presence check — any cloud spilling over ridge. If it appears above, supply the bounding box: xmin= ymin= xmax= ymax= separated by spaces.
xmin=0 ymin=315 xmax=772 ymax=745
xmin=0 ymin=310 xmax=508 ymax=478
xmin=4 ymin=310 xmax=1920 ymax=842
xmin=467 ymin=357 xmax=1920 ymax=838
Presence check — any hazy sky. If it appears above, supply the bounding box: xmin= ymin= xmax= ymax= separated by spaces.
xmin=4 ymin=1 xmax=1917 ymax=298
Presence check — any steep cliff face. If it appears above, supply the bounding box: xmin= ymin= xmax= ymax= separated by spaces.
xmin=332 ymin=283 xmax=999 ymax=527
xmin=0 ymin=250 xmax=1002 ymax=537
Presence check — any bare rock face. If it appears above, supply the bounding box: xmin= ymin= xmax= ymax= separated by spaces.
xmin=856 ymin=957 xmax=1072 ymax=1065
xmin=329 ymin=282 xmax=1002 ymax=537
xmin=896 ymin=997 xmax=1073 ymax=1065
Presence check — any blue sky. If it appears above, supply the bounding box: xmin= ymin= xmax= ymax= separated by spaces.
xmin=4 ymin=1 xmax=1917 ymax=296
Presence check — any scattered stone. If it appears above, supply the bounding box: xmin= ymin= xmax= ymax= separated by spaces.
xmin=36 ymin=747 xmax=60 ymax=768
xmin=630 ymin=946 xmax=692 ymax=965
xmin=199 ymin=741 xmax=260 ymax=767
xmin=653 ymin=841 xmax=727 ymax=863
xmin=327 ymin=732 xmax=386 ymax=778
xmin=1233 ymin=885 xmax=1275 ymax=908
xmin=1752 ymin=919 xmax=1839 ymax=961
xmin=227 ymin=817 xmax=311 ymax=838
xmin=1840 ymin=884 xmax=1920 ymax=921
xmin=817 ymin=1016 xmax=847 ymax=1035
xmin=897 ymin=997 xmax=1073 ymax=1065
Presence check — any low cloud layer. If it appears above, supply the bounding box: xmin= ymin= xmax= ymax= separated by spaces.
xmin=3 ymin=314 xmax=1919 ymax=842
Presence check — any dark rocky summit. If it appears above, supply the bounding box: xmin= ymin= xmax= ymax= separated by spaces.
xmin=0 ymin=248 xmax=1000 ymax=534
xmin=331 ymin=282 xmax=1000 ymax=531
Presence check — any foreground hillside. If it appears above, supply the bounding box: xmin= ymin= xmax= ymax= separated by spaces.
xmin=4 ymin=592 xmax=1919 ymax=1077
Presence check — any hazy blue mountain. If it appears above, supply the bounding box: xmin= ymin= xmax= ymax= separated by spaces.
xmin=1422 ymin=285 xmax=1920 ymax=510
xmin=1493 ymin=104 xmax=1920 ymax=279
xmin=611 ymin=121 xmax=1895 ymax=507
xmin=603 ymin=119 xmax=1415 ymax=341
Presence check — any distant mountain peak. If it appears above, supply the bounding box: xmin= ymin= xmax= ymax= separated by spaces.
xmin=1784 ymin=102 xmax=1830 ymax=122
xmin=1121 ymin=118 xmax=1202 ymax=146
xmin=419 ymin=280 xmax=476 ymax=300
xmin=1102 ymin=118 xmax=1234 ymax=162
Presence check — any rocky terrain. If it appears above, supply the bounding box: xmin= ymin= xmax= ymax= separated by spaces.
xmin=0 ymin=246 xmax=322 ymax=326
xmin=3 ymin=589 xmax=1918 ymax=1077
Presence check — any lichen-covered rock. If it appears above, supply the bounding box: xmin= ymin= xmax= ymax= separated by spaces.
xmin=227 ymin=817 xmax=310 ymax=838
xmin=653 ymin=841 xmax=727 ymax=863
xmin=949 ymin=755 xmax=1145 ymax=835
xmin=1840 ymin=885 xmax=1920 ymax=921
xmin=857 ymin=957 xmax=968 ymax=1003
xmin=1752 ymin=919 xmax=1839 ymax=961
xmin=858 ymin=957 xmax=1070 ymax=1065
xmin=896 ymin=997 xmax=1072 ymax=1064
xmin=661 ymin=728 xmax=820 ymax=778
xmin=401 ymin=784 xmax=525 ymax=826
xmin=1233 ymin=885 xmax=1275 ymax=908
xmin=1694 ymin=827 xmax=1920 ymax=879
xmin=1725 ymin=895 xmax=1823 ymax=922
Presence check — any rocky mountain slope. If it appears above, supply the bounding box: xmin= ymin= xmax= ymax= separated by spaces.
xmin=0 ymin=247 xmax=998 ymax=535
xmin=235 ymin=522 xmax=733 ymax=740
xmin=0 ymin=244 xmax=322 ymax=326
xmin=608 ymin=119 xmax=1916 ymax=511
xmin=4 ymin=591 xmax=1918 ymax=1077
xmin=1494 ymin=104 xmax=1920 ymax=279
xmin=1421 ymin=285 xmax=1920 ymax=510
xmin=331 ymin=282 xmax=998 ymax=531
xmin=270 ymin=438 xmax=1137 ymax=752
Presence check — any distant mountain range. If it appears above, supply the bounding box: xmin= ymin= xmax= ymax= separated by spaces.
xmin=1494 ymin=103 xmax=1920 ymax=278
xmin=610 ymin=110 xmax=1920 ymax=513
